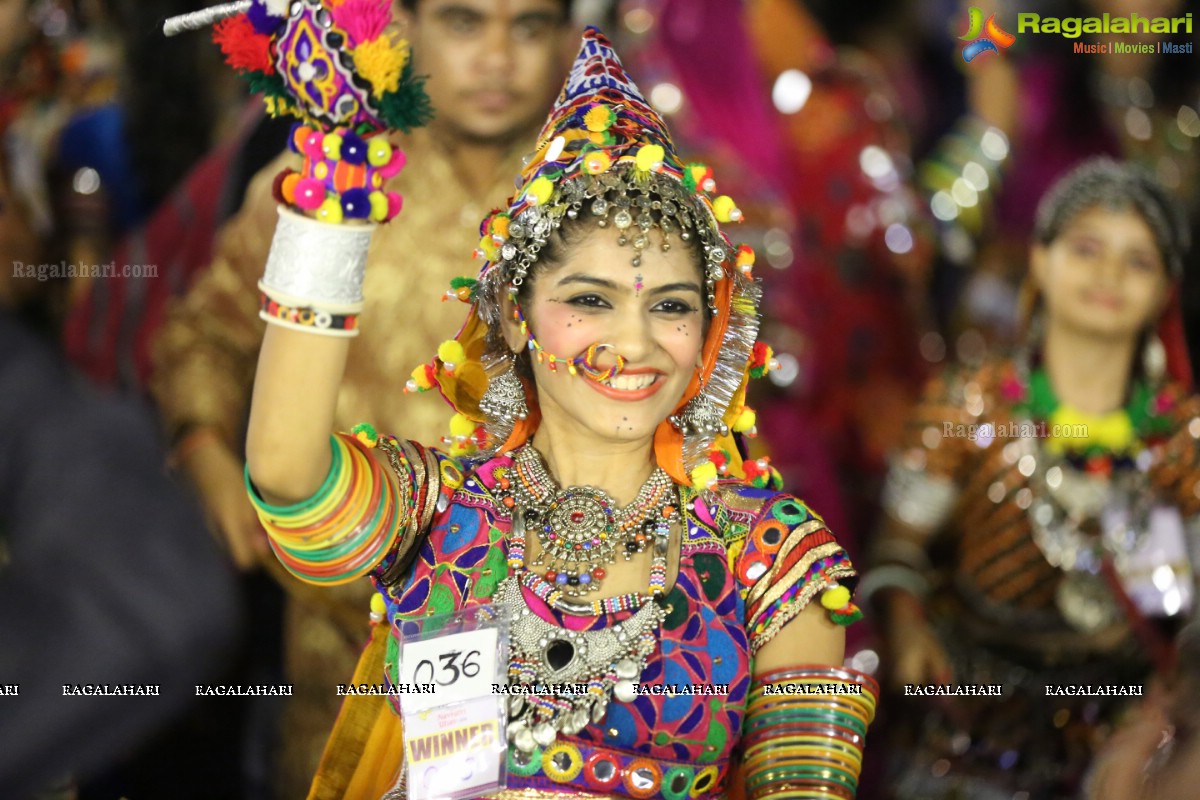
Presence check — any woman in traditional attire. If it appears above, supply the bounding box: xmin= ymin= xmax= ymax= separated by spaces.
xmin=194 ymin=2 xmax=877 ymax=795
xmin=863 ymin=158 xmax=1200 ymax=799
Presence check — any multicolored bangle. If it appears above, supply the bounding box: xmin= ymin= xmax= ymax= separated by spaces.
xmin=246 ymin=432 xmax=405 ymax=584
xmin=917 ymin=113 xmax=1010 ymax=264
xmin=743 ymin=666 xmax=879 ymax=799
xmin=259 ymin=289 xmax=361 ymax=337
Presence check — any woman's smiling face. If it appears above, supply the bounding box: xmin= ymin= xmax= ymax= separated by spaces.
xmin=503 ymin=227 xmax=706 ymax=445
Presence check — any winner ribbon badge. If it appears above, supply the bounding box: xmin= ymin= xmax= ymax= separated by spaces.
xmin=389 ymin=606 xmax=511 ymax=799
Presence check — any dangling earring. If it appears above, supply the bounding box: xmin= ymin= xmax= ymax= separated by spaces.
xmin=1016 ymin=305 xmax=1045 ymax=379
xmin=1143 ymin=332 xmax=1167 ymax=386
xmin=668 ymin=372 xmax=728 ymax=437
xmin=480 ymin=355 xmax=529 ymax=424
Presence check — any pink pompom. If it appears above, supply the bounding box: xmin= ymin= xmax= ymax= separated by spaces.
xmin=378 ymin=147 xmax=407 ymax=179
xmin=386 ymin=191 xmax=404 ymax=219
xmin=330 ymin=0 xmax=391 ymax=47
xmin=294 ymin=178 xmax=326 ymax=210
xmin=303 ymin=131 xmax=325 ymax=160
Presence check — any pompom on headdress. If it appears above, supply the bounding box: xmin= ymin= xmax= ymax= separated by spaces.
xmin=166 ymin=0 xmax=430 ymax=224
xmin=412 ymin=28 xmax=779 ymax=488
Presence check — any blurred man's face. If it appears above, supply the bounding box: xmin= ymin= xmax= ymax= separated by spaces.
xmin=401 ymin=0 xmax=571 ymax=144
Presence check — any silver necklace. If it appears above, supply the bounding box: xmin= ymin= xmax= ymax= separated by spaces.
xmin=495 ymin=575 xmax=665 ymax=753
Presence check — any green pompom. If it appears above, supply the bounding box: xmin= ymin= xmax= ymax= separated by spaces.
xmin=378 ymin=62 xmax=435 ymax=133
xmin=351 ymin=422 xmax=379 ymax=446
xmin=245 ymin=71 xmax=292 ymax=111
xmin=831 ymin=606 xmax=864 ymax=627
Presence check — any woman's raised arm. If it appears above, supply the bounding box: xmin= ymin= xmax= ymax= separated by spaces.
xmin=246 ymin=322 xmax=352 ymax=505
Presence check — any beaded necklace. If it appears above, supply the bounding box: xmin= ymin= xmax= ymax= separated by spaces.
xmin=1004 ymin=361 xmax=1179 ymax=632
xmin=491 ymin=446 xmax=678 ymax=751
xmin=497 ymin=444 xmax=677 ymax=615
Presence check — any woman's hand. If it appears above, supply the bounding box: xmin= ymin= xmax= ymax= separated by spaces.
xmin=964 ymin=44 xmax=1019 ymax=135
xmin=886 ymin=618 xmax=953 ymax=689
xmin=882 ymin=590 xmax=953 ymax=689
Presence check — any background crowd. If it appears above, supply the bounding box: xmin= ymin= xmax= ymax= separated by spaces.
xmin=2 ymin=0 xmax=1199 ymax=798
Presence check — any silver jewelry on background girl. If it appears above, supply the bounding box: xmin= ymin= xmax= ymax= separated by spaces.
xmin=1143 ymin=332 xmax=1167 ymax=386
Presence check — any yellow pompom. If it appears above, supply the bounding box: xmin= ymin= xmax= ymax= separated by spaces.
xmin=438 ymin=339 xmax=466 ymax=367
xmin=526 ymin=176 xmax=554 ymax=206
xmin=352 ymin=37 xmax=408 ymax=97
xmin=584 ymin=150 xmax=612 ymax=175
xmin=369 ymin=593 xmax=387 ymax=616
xmin=323 ymin=133 xmax=344 ymax=161
xmin=732 ymin=406 xmax=757 ymax=433
xmin=313 ymin=161 xmax=329 ymax=180
xmin=690 ymin=462 xmax=720 ymax=491
xmin=409 ymin=364 xmax=435 ymax=390
xmin=367 ymin=138 xmax=393 ymax=167
xmin=636 ymin=144 xmax=666 ymax=173
xmin=448 ymin=413 xmax=476 ymax=439
xmin=317 ymin=197 xmax=344 ymax=224
xmin=369 ymin=191 xmax=389 ymax=222
xmin=478 ymin=234 xmax=499 ymax=261
xmin=712 ymin=195 xmax=741 ymax=223
xmin=821 ymin=585 xmax=851 ymax=611
xmin=584 ymin=104 xmax=614 ymax=132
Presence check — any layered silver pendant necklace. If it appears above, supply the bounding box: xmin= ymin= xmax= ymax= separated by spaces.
xmin=494 ymin=444 xmax=675 ymax=753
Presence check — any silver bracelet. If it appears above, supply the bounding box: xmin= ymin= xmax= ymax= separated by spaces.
xmin=872 ymin=537 xmax=934 ymax=573
xmin=856 ymin=564 xmax=933 ymax=608
xmin=882 ymin=458 xmax=960 ymax=532
xmin=261 ymin=207 xmax=373 ymax=312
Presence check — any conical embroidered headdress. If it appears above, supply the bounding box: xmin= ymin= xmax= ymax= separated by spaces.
xmin=412 ymin=28 xmax=777 ymax=489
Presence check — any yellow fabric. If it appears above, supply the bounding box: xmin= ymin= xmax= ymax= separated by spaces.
xmin=1046 ymin=404 xmax=1137 ymax=455
xmin=307 ymin=622 xmax=405 ymax=800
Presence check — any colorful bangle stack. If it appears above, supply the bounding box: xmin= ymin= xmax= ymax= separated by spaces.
xmin=245 ymin=432 xmax=403 ymax=584
xmin=917 ymin=114 xmax=1010 ymax=265
xmin=374 ymin=433 xmax=461 ymax=588
xmin=743 ymin=666 xmax=879 ymax=799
